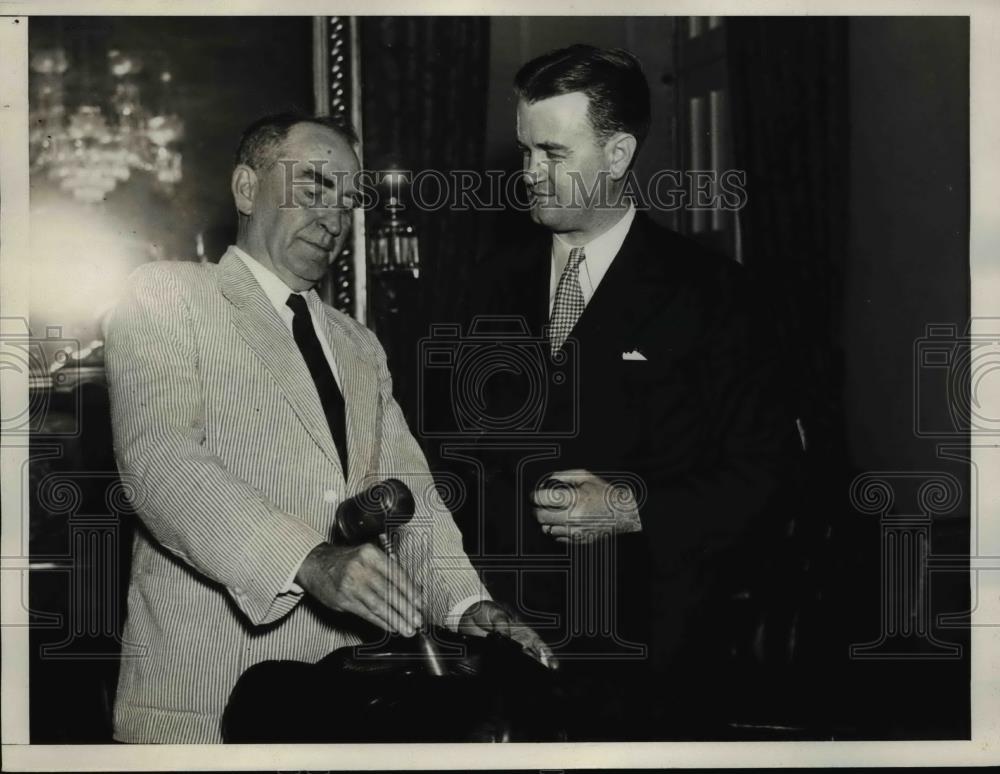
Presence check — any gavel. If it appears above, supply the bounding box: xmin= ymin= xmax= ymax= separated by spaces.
xmin=333 ymin=478 xmax=447 ymax=676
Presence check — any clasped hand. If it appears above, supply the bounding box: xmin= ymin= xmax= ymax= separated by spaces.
xmin=531 ymin=469 xmax=642 ymax=544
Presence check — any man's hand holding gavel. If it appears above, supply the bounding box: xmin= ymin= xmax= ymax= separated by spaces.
xmin=294 ymin=478 xmax=556 ymax=670
xmin=296 ymin=477 xmax=425 ymax=636
xmin=295 ymin=541 xmax=425 ymax=636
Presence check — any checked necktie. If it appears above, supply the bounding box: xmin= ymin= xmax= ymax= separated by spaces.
xmin=286 ymin=293 xmax=349 ymax=477
xmin=549 ymin=247 xmax=586 ymax=355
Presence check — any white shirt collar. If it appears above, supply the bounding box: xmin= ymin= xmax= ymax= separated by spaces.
xmin=550 ymin=203 xmax=636 ymax=308
xmin=231 ymin=244 xmax=314 ymax=316
xmin=229 ymin=244 xmax=342 ymax=386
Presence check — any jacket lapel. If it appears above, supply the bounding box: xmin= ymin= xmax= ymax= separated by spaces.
xmin=568 ymin=214 xmax=667 ymax=351
xmin=527 ymin=238 xmax=552 ymax=336
xmin=509 ymin=230 xmax=553 ymax=338
xmin=218 ymin=250 xmax=343 ymax=476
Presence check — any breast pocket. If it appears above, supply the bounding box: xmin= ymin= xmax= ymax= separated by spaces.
xmin=617 ymin=349 xmax=667 ymax=399
xmin=617 ymin=347 xmax=703 ymax=439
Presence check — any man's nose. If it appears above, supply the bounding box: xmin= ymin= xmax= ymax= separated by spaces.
xmin=317 ymin=207 xmax=346 ymax=235
xmin=523 ymin=154 xmax=551 ymax=187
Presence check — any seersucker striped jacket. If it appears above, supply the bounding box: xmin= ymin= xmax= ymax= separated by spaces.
xmin=105 ymin=248 xmax=488 ymax=743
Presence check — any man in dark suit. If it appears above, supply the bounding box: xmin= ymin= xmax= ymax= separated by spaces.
xmin=463 ymin=45 xmax=800 ymax=738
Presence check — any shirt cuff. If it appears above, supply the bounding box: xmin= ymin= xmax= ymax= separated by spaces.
xmin=443 ymin=589 xmax=493 ymax=632
xmin=278 ymin=539 xmax=325 ymax=596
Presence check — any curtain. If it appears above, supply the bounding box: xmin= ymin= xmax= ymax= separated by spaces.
xmin=725 ymin=18 xmax=851 ymax=683
xmin=727 ymin=17 xmax=850 ymax=463
xmin=360 ymin=17 xmax=491 ymax=422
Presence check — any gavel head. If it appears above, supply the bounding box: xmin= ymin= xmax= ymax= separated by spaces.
xmin=333 ymin=478 xmax=415 ymax=545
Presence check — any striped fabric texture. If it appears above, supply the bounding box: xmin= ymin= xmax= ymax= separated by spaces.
xmin=105 ymin=248 xmax=488 ymax=743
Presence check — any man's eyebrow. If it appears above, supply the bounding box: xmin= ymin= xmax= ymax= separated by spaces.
xmin=296 ymin=169 xmax=339 ymax=189
xmin=516 ymin=139 xmax=569 ymax=150
xmin=517 ymin=140 xmax=570 ymax=154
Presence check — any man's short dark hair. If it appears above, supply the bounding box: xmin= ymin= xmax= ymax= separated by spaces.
xmin=514 ymin=44 xmax=651 ymax=152
xmin=235 ymin=112 xmax=358 ymax=172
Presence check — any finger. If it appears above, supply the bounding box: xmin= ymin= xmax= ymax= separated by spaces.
xmin=352 ymin=550 xmax=422 ymax=631
xmin=371 ymin=565 xmax=424 ymax=631
xmin=509 ymin=625 xmax=554 ymax=667
xmin=495 ymin=609 xmax=557 ymax=668
xmin=384 ymin=558 xmax=425 ymax=624
xmin=362 ymin=549 xmax=424 ymax=627
xmin=358 ymin=584 xmax=416 ymax=636
xmin=530 ymin=488 xmax=576 ymax=508
xmin=522 ymin=632 xmax=557 ymax=669
xmin=485 ymin=605 xmax=513 ymax=638
xmin=346 ymin=589 xmax=399 ymax=634
xmin=545 ymin=469 xmax=592 ymax=484
xmin=554 ymin=532 xmax=594 ymax=545
xmin=533 ymin=507 xmax=571 ymax=526
xmin=540 ymin=644 xmax=558 ymax=669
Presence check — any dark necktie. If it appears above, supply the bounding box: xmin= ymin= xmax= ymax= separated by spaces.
xmin=286 ymin=293 xmax=349 ymax=477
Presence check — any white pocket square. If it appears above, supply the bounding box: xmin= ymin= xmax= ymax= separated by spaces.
xmin=622 ymin=350 xmax=647 ymax=361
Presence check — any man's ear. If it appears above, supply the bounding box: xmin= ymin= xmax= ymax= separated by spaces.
xmin=604 ymin=133 xmax=638 ymax=181
xmin=231 ymin=164 xmax=257 ymax=216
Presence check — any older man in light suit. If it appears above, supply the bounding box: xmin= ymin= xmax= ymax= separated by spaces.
xmin=106 ymin=113 xmax=549 ymax=743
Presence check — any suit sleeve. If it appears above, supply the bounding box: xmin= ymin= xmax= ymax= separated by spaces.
xmin=636 ymin=267 xmax=799 ymax=573
xmin=105 ymin=264 xmax=326 ymax=626
xmin=362 ymin=329 xmax=491 ymax=628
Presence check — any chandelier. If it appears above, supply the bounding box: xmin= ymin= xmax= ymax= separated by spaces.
xmin=29 ymin=48 xmax=184 ymax=204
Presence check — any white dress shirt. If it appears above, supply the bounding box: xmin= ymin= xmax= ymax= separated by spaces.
xmin=548 ymin=203 xmax=636 ymax=314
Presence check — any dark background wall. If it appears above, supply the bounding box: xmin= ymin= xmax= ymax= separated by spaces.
xmin=839 ymin=17 xmax=970 ymax=738
xmin=845 ymin=16 xmax=969 ymax=472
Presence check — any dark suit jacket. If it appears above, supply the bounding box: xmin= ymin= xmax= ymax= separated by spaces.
xmin=458 ymin=213 xmax=801 ymax=673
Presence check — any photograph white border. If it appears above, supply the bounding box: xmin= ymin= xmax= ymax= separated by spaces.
xmin=2 ymin=0 xmax=998 ymax=769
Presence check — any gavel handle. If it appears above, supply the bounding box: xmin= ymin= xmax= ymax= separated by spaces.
xmin=379 ymin=533 xmax=447 ymax=677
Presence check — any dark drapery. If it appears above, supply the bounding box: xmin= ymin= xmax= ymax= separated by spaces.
xmin=726 ymin=17 xmax=849 ymax=462
xmin=360 ymin=17 xmax=491 ymax=422
xmin=724 ymin=17 xmax=851 ymax=718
